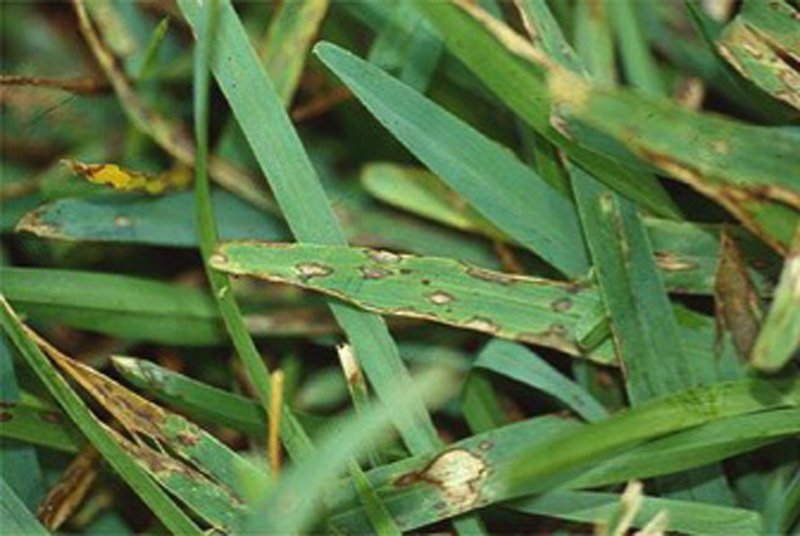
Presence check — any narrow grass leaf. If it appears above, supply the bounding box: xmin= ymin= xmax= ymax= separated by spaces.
xmin=211 ymin=242 xmax=610 ymax=363
xmin=246 ymin=368 xmax=459 ymax=534
xmin=609 ymin=0 xmax=666 ymax=97
xmin=717 ymin=0 xmax=800 ymax=111
xmin=316 ymin=42 xmax=589 ymax=276
xmin=0 ymin=477 xmax=47 ymax=536
xmin=549 ymin=71 xmax=800 ymax=253
xmin=0 ymin=401 xmax=81 ymax=453
xmin=474 ymin=339 xmax=609 ymax=422
xmin=176 ymin=0 xmax=442 ymax=456
xmin=512 ymin=489 xmax=762 ymax=535
xmin=513 ymin=0 xmax=586 ymax=75
xmin=752 ymin=225 xmax=800 ymax=372
xmin=0 ymin=267 xmax=224 ymax=345
xmin=16 ymin=191 xmax=289 ymax=247
xmin=413 ymin=0 xmax=680 ymax=219
xmin=0 ymin=334 xmax=44 ymax=509
xmin=0 ymin=298 xmax=202 ymax=534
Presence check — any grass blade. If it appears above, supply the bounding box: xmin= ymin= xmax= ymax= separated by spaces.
xmin=0 ymin=298 xmax=202 ymax=534
xmin=211 ymin=242 xmax=610 ymax=363
xmin=474 ymin=339 xmax=609 ymax=422
xmin=549 ymin=72 xmax=800 ymax=253
xmin=316 ymin=41 xmax=589 ymax=276
xmin=0 ymin=476 xmax=47 ymax=536
xmin=413 ymin=0 xmax=680 ymax=219
xmin=752 ymin=226 xmax=800 ymax=372
xmin=176 ymin=0 xmax=442 ymax=457
xmin=512 ymin=489 xmax=762 ymax=535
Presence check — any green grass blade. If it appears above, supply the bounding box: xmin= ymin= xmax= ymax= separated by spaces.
xmin=717 ymin=0 xmax=800 ymax=111
xmin=514 ymin=0 xmax=586 ymax=75
xmin=0 ymin=267 xmax=224 ymax=345
xmin=511 ymin=489 xmax=763 ymax=535
xmin=327 ymin=386 xmax=798 ymax=531
xmin=474 ymin=339 xmax=609 ymax=422
xmin=550 ymin=73 xmax=800 ymax=253
xmin=0 ymin=401 xmax=81 ymax=453
xmin=752 ymin=226 xmax=800 ymax=372
xmin=0 ymin=335 xmax=44 ymax=509
xmin=574 ymin=0 xmax=615 ymax=85
xmin=176 ymin=0 xmax=441 ymax=456
xmin=245 ymin=368 xmax=459 ymax=534
xmin=191 ymin=0 xmax=313 ymax=463
xmin=572 ymin=163 xmax=733 ymax=503
xmin=316 ymin=42 xmax=589 ymax=276
xmin=609 ymin=0 xmax=666 ymax=97
xmin=260 ymin=0 xmax=329 ymax=106
xmin=0 ymin=298 xmax=202 ymax=534
xmin=16 ymin=191 xmax=289 ymax=247
xmin=348 ymin=460 xmax=402 ymax=536
xmin=0 ymin=476 xmax=47 ymax=536
xmin=572 ymin=165 xmax=708 ymax=402
xmin=211 ymin=242 xmax=610 ymax=363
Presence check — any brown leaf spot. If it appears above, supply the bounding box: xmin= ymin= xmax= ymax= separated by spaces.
xmin=41 ymin=411 xmax=62 ymax=424
xmin=711 ymin=140 xmax=729 ymax=154
xmin=177 ymin=431 xmax=199 ymax=447
xmin=0 ymin=401 xmax=17 ymax=408
xmin=465 ymin=266 xmax=515 ymax=285
xmin=550 ymin=297 xmax=573 ymax=313
xmin=0 ymin=412 xmax=12 ymax=422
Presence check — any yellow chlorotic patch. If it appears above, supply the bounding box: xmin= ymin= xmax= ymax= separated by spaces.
xmin=64 ymin=160 xmax=192 ymax=194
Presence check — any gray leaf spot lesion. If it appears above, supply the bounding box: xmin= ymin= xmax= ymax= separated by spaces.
xmin=367 ymin=249 xmax=402 ymax=263
xmin=360 ymin=266 xmax=392 ymax=280
xmin=463 ymin=316 xmax=499 ymax=334
xmin=295 ymin=262 xmax=333 ymax=281
xmin=427 ymin=291 xmax=456 ymax=305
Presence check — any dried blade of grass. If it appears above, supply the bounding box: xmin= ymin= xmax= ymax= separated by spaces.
xmin=0 ymin=298 xmax=202 ymax=534
xmin=37 ymin=446 xmax=100 ymax=531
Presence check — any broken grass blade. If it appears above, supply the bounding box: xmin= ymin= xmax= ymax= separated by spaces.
xmin=211 ymin=242 xmax=611 ymax=364
xmin=752 ymin=225 xmax=800 ymax=372
xmin=0 ymin=298 xmax=202 ymax=535
xmin=316 ymin=42 xmax=589 ymax=276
